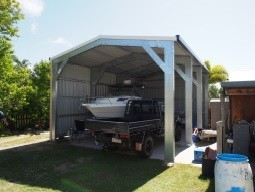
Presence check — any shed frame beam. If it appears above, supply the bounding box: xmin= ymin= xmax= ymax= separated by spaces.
xmin=174 ymin=64 xmax=188 ymax=81
xmin=142 ymin=44 xmax=167 ymax=72
xmin=184 ymin=58 xmax=193 ymax=145
xmin=56 ymin=57 xmax=69 ymax=80
xmin=193 ymin=66 xmax=203 ymax=128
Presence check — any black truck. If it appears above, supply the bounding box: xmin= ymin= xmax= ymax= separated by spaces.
xmin=84 ymin=100 xmax=182 ymax=157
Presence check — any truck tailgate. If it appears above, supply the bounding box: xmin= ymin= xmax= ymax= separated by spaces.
xmin=85 ymin=118 xmax=162 ymax=134
xmin=85 ymin=118 xmax=128 ymax=134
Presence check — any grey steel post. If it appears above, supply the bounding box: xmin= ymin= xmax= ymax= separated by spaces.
xmin=164 ymin=41 xmax=175 ymax=164
xmin=50 ymin=60 xmax=58 ymax=141
xmin=185 ymin=58 xmax=193 ymax=145
xmin=204 ymin=74 xmax=209 ymax=128
xmin=195 ymin=66 xmax=203 ymax=128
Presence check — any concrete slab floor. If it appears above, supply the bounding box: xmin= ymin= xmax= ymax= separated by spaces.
xmin=72 ymin=130 xmax=216 ymax=167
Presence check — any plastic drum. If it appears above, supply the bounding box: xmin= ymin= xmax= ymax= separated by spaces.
xmin=214 ymin=153 xmax=254 ymax=192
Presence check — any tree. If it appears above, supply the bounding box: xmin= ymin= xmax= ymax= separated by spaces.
xmin=0 ymin=55 xmax=34 ymax=110
xmin=0 ymin=0 xmax=24 ymax=63
xmin=0 ymin=0 xmax=24 ymax=39
xmin=0 ymin=53 xmax=34 ymax=122
xmin=204 ymin=60 xmax=229 ymax=98
xmin=0 ymin=0 xmax=26 ymax=110
xmin=0 ymin=37 xmax=13 ymax=58
xmin=0 ymin=1 xmax=30 ymax=131
xmin=204 ymin=60 xmax=229 ymax=84
xmin=28 ymin=61 xmax=51 ymax=128
xmin=209 ymin=84 xmax=220 ymax=98
xmin=0 ymin=0 xmax=24 ymax=59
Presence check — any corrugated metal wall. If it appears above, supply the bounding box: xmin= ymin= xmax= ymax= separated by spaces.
xmin=56 ymin=64 xmax=91 ymax=135
xmin=55 ymin=63 xmax=206 ymax=135
xmin=142 ymin=73 xmax=206 ymax=128
xmin=175 ymin=78 xmax=185 ymax=115
xmin=142 ymin=79 xmax=164 ymax=99
xmin=143 ymin=74 xmax=186 ymax=115
xmin=96 ymin=72 xmax=116 ymax=96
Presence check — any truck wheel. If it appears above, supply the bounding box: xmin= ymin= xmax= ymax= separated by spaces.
xmin=140 ymin=136 xmax=154 ymax=158
xmin=175 ymin=124 xmax=182 ymax=142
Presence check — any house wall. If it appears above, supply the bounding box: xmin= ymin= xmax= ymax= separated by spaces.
xmin=230 ymin=95 xmax=255 ymax=123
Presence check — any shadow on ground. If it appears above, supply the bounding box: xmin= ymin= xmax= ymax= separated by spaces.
xmin=0 ymin=129 xmax=218 ymax=192
xmin=0 ymin=141 xmax=168 ymax=192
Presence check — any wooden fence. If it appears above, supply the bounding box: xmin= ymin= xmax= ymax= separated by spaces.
xmin=0 ymin=114 xmax=32 ymax=131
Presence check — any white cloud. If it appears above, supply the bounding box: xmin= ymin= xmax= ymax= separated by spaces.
xmin=19 ymin=0 xmax=44 ymax=17
xmin=53 ymin=37 xmax=72 ymax=47
xmin=31 ymin=23 xmax=38 ymax=34
xmin=229 ymin=70 xmax=255 ymax=81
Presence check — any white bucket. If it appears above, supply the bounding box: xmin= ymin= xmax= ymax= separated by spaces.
xmin=214 ymin=153 xmax=254 ymax=192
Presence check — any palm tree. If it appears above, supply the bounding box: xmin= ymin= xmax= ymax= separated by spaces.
xmin=12 ymin=55 xmax=30 ymax=69
xmin=209 ymin=84 xmax=220 ymax=98
xmin=204 ymin=60 xmax=228 ymax=98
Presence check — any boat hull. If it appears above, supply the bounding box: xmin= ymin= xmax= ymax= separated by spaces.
xmin=84 ymin=104 xmax=126 ymax=118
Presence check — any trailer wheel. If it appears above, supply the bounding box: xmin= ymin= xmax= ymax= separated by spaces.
xmin=140 ymin=136 xmax=154 ymax=158
xmin=175 ymin=124 xmax=182 ymax=142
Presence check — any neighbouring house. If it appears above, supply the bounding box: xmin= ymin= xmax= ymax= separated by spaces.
xmin=218 ymin=81 xmax=255 ymax=156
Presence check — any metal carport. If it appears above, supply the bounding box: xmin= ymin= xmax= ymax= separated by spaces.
xmin=50 ymin=35 xmax=209 ymax=164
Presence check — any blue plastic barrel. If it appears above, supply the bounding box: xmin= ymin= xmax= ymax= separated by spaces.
xmin=214 ymin=153 xmax=254 ymax=192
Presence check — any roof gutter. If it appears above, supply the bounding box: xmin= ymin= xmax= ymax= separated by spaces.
xmin=221 ymin=81 xmax=255 ymax=88
xmin=176 ymin=35 xmax=208 ymax=73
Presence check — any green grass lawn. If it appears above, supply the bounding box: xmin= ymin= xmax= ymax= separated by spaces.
xmin=0 ymin=137 xmax=214 ymax=192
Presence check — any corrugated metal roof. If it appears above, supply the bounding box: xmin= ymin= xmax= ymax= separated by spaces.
xmin=50 ymin=35 xmax=177 ymax=61
xmin=50 ymin=35 xmax=209 ymax=79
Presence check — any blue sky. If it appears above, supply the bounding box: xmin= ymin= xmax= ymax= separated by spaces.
xmin=14 ymin=0 xmax=255 ymax=81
